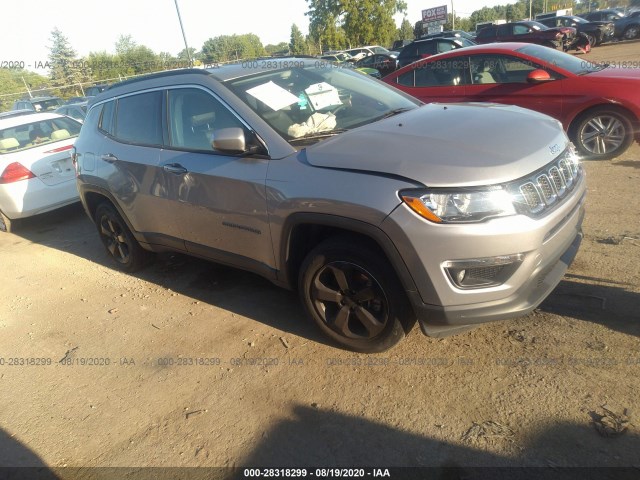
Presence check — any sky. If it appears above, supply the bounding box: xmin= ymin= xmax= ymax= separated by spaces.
xmin=2 ymin=0 xmax=506 ymax=73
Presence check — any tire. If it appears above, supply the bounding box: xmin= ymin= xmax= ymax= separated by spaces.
xmin=570 ymin=107 xmax=634 ymax=160
xmin=542 ymin=41 xmax=557 ymax=49
xmin=0 ymin=210 xmax=16 ymax=233
xmin=298 ymin=237 xmax=415 ymax=353
xmin=623 ymin=25 xmax=640 ymax=40
xmin=94 ymin=202 xmax=150 ymax=272
xmin=585 ymin=33 xmax=597 ymax=47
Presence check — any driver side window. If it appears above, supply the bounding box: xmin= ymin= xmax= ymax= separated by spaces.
xmin=168 ymin=88 xmax=246 ymax=152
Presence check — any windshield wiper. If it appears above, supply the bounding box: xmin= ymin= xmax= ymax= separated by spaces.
xmin=376 ymin=107 xmax=414 ymax=121
xmin=288 ymin=129 xmax=349 ymax=144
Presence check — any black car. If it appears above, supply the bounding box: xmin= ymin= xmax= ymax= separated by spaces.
xmin=580 ymin=9 xmax=640 ymax=39
xmin=419 ymin=30 xmax=476 ymax=41
xmin=12 ymin=96 xmax=63 ymax=112
xmin=354 ymin=54 xmax=398 ymax=77
xmin=538 ymin=15 xmax=614 ymax=45
xmin=55 ymin=102 xmax=88 ymax=123
xmin=85 ymin=84 xmax=109 ymax=97
xmin=397 ymin=38 xmax=474 ymax=68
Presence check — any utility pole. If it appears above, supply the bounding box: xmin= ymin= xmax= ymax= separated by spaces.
xmin=451 ymin=0 xmax=455 ymax=30
xmin=174 ymin=0 xmax=193 ymax=67
xmin=21 ymin=77 xmax=33 ymax=98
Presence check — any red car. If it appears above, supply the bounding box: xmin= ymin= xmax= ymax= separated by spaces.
xmin=383 ymin=43 xmax=640 ymax=160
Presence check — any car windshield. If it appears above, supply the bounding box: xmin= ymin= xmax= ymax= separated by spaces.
xmin=458 ymin=38 xmax=476 ymax=47
xmin=0 ymin=117 xmax=81 ymax=154
xmin=529 ymin=21 xmax=547 ymax=30
xmin=32 ymin=99 xmax=63 ymax=112
xmin=225 ymin=64 xmax=419 ymax=143
xmin=372 ymin=46 xmax=391 ymax=54
xmin=517 ymin=44 xmax=605 ymax=75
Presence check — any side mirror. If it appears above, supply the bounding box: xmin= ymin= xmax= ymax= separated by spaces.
xmin=211 ymin=127 xmax=246 ymax=154
xmin=527 ymin=69 xmax=553 ymax=83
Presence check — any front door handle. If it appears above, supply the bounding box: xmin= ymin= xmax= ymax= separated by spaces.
xmin=101 ymin=153 xmax=118 ymax=163
xmin=163 ymin=163 xmax=188 ymax=174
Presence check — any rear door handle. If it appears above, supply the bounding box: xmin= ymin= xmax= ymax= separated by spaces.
xmin=163 ymin=163 xmax=188 ymax=174
xmin=101 ymin=153 xmax=118 ymax=163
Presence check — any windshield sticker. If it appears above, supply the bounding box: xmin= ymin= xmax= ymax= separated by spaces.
xmin=246 ymin=81 xmax=299 ymax=111
xmin=304 ymin=82 xmax=342 ymax=110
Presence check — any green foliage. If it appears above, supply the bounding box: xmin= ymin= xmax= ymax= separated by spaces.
xmin=177 ymin=47 xmax=199 ymax=64
xmin=47 ymin=28 xmax=90 ymax=97
xmin=0 ymin=69 xmax=48 ymax=111
xmin=306 ymin=0 xmax=407 ymax=50
xmin=201 ymin=34 xmax=266 ymax=63
xmin=290 ymin=24 xmax=307 ymax=55
xmin=397 ymin=18 xmax=415 ymax=41
xmin=265 ymin=42 xmax=290 ymax=55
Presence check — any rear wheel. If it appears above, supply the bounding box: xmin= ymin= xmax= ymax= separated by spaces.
xmin=0 ymin=210 xmax=16 ymax=233
xmin=299 ymin=238 xmax=415 ymax=353
xmin=570 ymin=107 xmax=634 ymax=160
xmin=94 ymin=203 xmax=150 ymax=272
xmin=623 ymin=25 xmax=640 ymax=40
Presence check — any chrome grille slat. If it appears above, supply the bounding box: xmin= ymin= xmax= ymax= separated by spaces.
xmin=510 ymin=146 xmax=582 ymax=217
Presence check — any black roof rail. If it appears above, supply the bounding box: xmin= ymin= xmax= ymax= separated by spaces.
xmin=108 ymin=68 xmax=209 ymax=90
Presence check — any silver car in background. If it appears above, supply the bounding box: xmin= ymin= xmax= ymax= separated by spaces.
xmin=73 ymin=61 xmax=585 ymax=352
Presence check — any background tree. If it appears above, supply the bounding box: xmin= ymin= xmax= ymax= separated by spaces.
xmin=396 ymin=18 xmax=415 ymax=41
xmin=177 ymin=47 xmax=199 ymax=65
xmin=290 ymin=24 xmax=307 ymax=55
xmin=265 ymin=42 xmax=290 ymax=55
xmin=201 ymin=34 xmax=265 ymax=63
xmin=47 ymin=28 xmax=89 ymax=96
xmin=306 ymin=0 xmax=407 ymax=49
xmin=0 ymin=69 xmax=48 ymax=111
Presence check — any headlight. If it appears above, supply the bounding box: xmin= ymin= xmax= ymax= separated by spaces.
xmin=400 ymin=187 xmax=516 ymax=223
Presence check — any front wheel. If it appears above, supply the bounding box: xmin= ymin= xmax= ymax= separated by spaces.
xmin=94 ymin=202 xmax=150 ymax=272
xmin=585 ymin=33 xmax=597 ymax=47
xmin=298 ymin=238 xmax=415 ymax=353
xmin=570 ymin=107 xmax=634 ymax=160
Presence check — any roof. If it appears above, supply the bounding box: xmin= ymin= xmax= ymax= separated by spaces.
xmin=0 ymin=112 xmax=65 ymax=129
xmin=16 ymin=96 xmax=60 ymax=102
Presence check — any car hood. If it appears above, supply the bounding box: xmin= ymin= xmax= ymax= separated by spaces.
xmin=304 ymin=103 xmax=568 ymax=187
xmin=586 ymin=66 xmax=640 ymax=80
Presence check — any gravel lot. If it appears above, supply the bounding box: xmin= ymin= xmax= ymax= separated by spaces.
xmin=1 ymin=41 xmax=639 ymax=478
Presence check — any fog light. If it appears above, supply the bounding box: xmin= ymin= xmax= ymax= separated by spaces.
xmin=444 ymin=254 xmax=524 ymax=289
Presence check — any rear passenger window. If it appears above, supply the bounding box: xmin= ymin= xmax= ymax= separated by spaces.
xmin=167 ymin=88 xmax=246 ymax=152
xmin=396 ymin=70 xmax=415 ymax=87
xmin=114 ymin=92 xmax=163 ymax=146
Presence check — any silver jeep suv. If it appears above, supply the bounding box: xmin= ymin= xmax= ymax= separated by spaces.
xmin=73 ymin=61 xmax=585 ymax=352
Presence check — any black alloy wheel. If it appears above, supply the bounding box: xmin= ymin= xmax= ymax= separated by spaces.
xmin=299 ymin=239 xmax=414 ymax=352
xmin=94 ymin=203 xmax=149 ymax=272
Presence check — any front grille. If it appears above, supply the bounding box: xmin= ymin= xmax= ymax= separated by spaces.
xmin=509 ymin=146 xmax=582 ymax=217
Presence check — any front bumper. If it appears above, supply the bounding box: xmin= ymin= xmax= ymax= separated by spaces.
xmin=412 ymin=228 xmax=582 ymax=336
xmin=381 ymin=169 xmax=586 ymax=337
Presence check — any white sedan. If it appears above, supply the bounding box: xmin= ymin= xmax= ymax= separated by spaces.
xmin=0 ymin=112 xmax=82 ymax=232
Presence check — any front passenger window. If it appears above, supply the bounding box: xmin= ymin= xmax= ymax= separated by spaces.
xmin=168 ymin=88 xmax=247 ymax=152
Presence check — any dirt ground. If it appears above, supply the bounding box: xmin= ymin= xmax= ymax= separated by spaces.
xmin=1 ymin=41 xmax=639 ymax=478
